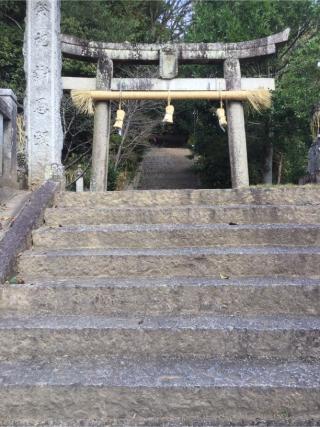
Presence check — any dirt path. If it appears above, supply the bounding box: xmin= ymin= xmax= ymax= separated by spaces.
xmin=137 ymin=147 xmax=200 ymax=190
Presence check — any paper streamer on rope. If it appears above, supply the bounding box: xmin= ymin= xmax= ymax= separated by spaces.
xmin=216 ymin=96 xmax=227 ymax=128
xmin=216 ymin=107 xmax=227 ymax=127
xmin=163 ymin=104 xmax=174 ymax=123
xmin=163 ymin=91 xmax=174 ymax=124
xmin=113 ymin=108 xmax=125 ymax=129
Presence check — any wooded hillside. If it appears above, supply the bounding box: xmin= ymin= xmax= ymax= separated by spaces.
xmin=0 ymin=0 xmax=319 ymax=188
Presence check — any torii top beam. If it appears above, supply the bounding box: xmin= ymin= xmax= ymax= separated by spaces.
xmin=61 ymin=28 xmax=290 ymax=64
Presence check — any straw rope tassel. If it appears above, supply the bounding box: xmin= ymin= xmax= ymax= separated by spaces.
xmin=113 ymin=85 xmax=125 ymax=130
xmin=216 ymin=97 xmax=227 ymax=128
xmin=113 ymin=108 xmax=125 ymax=130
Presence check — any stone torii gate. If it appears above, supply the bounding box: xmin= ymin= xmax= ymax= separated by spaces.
xmin=61 ymin=29 xmax=289 ymax=190
xmin=24 ymin=0 xmax=289 ymax=190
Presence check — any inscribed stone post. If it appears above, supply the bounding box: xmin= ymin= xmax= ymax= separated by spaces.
xmin=24 ymin=0 xmax=63 ymax=187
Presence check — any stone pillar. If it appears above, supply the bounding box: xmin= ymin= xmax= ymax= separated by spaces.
xmin=263 ymin=142 xmax=273 ymax=184
xmin=24 ymin=0 xmax=63 ymax=188
xmin=0 ymin=89 xmax=18 ymax=187
xmin=223 ymin=58 xmax=249 ymax=188
xmin=75 ymin=165 xmax=84 ymax=192
xmin=307 ymin=136 xmax=320 ymax=176
xmin=0 ymin=113 xmax=3 ymax=178
xmin=90 ymin=56 xmax=113 ymax=192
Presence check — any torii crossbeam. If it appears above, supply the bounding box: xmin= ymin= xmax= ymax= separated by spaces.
xmin=61 ymin=29 xmax=290 ymax=64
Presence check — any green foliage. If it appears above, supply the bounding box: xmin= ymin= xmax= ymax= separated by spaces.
xmin=107 ymin=161 xmax=119 ymax=191
xmin=60 ymin=0 xmax=187 ymax=85
xmin=189 ymin=0 xmax=318 ymax=43
xmin=61 ymin=0 xmax=174 ymax=43
xmin=181 ymin=0 xmax=320 ymax=186
xmin=1 ymin=0 xmax=319 ymax=188
xmin=0 ymin=1 xmax=26 ymax=101
xmin=274 ymin=34 xmax=320 ymax=129
xmin=60 ymin=0 xmax=182 ymax=189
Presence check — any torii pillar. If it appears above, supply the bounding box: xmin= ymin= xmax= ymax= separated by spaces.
xmin=91 ymin=56 xmax=113 ymax=191
xmin=24 ymin=0 xmax=64 ymax=188
xmin=224 ymin=58 xmax=249 ymax=188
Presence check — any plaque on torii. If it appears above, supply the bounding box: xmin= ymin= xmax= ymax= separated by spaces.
xmin=61 ymin=29 xmax=290 ymax=191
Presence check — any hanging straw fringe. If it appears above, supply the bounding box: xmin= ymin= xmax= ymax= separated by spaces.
xmin=71 ymin=90 xmax=95 ymax=115
xmin=246 ymin=89 xmax=272 ymax=112
xmin=71 ymin=89 xmax=272 ymax=116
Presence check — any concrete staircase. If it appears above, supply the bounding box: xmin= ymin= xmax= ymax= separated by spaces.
xmin=1 ymin=187 xmax=320 ymax=426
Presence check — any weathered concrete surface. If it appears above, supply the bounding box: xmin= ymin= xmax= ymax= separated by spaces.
xmin=24 ymin=0 xmax=63 ymax=187
xmin=1 ymin=277 xmax=319 ymax=316
xmin=308 ymin=135 xmax=320 ymax=177
xmin=54 ymin=186 xmax=320 ymax=207
xmin=62 ymin=76 xmax=276 ymax=91
xmin=0 ymin=181 xmax=58 ymax=283
xmin=33 ymin=223 xmax=320 ymax=249
xmin=137 ymin=147 xmax=200 ymax=190
xmin=224 ymin=58 xmax=249 ymax=188
xmin=61 ymin=28 xmax=290 ymax=63
xmin=0 ymin=358 xmax=319 ymax=426
xmin=160 ymin=46 xmax=178 ymax=78
xmin=18 ymin=246 xmax=320 ymax=280
xmin=45 ymin=203 xmax=320 ymax=225
xmin=91 ymin=101 xmax=110 ymax=191
xmin=0 ymin=314 xmax=320 ymax=361
xmin=5 ymin=186 xmax=320 ymax=425
xmin=0 ymin=89 xmax=18 ymax=187
xmin=0 ymin=187 xmax=30 ymax=241
xmin=91 ymin=56 xmax=113 ymax=192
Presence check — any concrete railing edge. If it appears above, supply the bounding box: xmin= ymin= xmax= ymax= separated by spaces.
xmin=0 ymin=180 xmax=60 ymax=283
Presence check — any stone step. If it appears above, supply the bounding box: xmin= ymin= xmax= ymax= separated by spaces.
xmin=1 ymin=277 xmax=319 ymax=316
xmin=18 ymin=246 xmax=320 ymax=280
xmin=0 ymin=358 xmax=319 ymax=426
xmin=45 ymin=204 xmax=320 ymax=226
xmin=33 ymin=224 xmax=320 ymax=249
xmin=55 ymin=187 xmax=320 ymax=208
xmin=0 ymin=315 xmax=319 ymax=361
